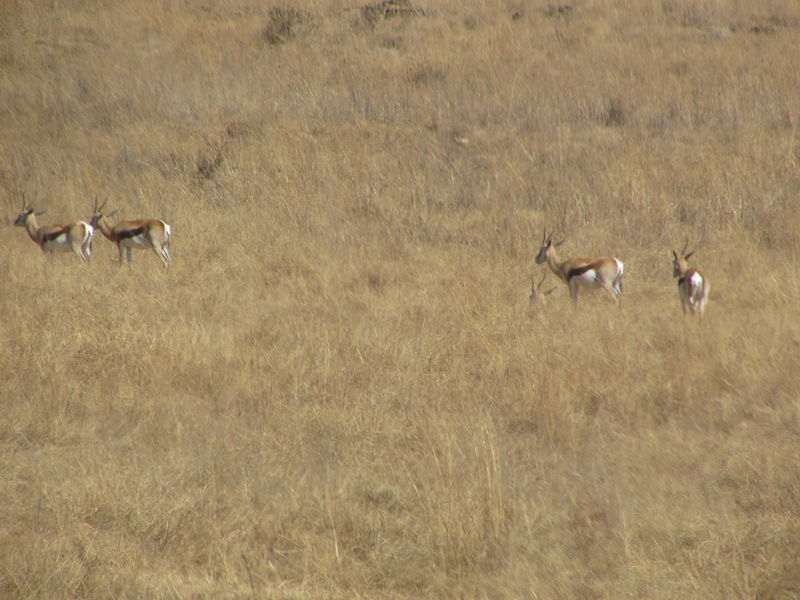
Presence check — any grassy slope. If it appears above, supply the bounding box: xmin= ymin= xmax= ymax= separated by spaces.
xmin=1 ymin=1 xmax=799 ymax=598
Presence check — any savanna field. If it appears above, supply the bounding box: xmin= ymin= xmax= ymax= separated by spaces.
xmin=1 ymin=0 xmax=800 ymax=598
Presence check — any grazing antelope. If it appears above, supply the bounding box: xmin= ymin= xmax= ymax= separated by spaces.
xmin=529 ymin=273 xmax=558 ymax=304
xmin=90 ymin=199 xmax=172 ymax=267
xmin=535 ymin=229 xmax=624 ymax=304
xmin=13 ymin=199 xmax=94 ymax=263
xmin=672 ymin=242 xmax=709 ymax=317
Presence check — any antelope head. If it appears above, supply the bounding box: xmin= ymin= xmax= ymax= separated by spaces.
xmin=535 ymin=228 xmax=566 ymax=265
xmin=529 ymin=272 xmax=558 ymax=303
xmin=13 ymin=194 xmax=46 ymax=226
xmin=90 ymin=197 xmax=119 ymax=228
xmin=672 ymin=239 xmax=695 ymax=277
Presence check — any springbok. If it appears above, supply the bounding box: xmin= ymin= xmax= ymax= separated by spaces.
xmin=529 ymin=273 xmax=558 ymax=304
xmin=672 ymin=241 xmax=709 ymax=317
xmin=14 ymin=198 xmax=93 ymax=262
xmin=535 ymin=229 xmax=624 ymax=304
xmin=90 ymin=199 xmax=172 ymax=267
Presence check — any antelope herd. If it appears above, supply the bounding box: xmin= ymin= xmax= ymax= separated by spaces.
xmin=13 ymin=197 xmax=171 ymax=269
xmin=11 ymin=201 xmax=709 ymax=316
xmin=528 ymin=228 xmax=710 ymax=317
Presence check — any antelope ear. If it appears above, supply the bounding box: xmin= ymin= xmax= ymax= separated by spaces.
xmin=672 ymin=250 xmax=678 ymax=258
xmin=685 ymin=251 xmax=694 ymax=260
xmin=34 ymin=210 xmax=47 ymax=216
xmin=554 ymin=239 xmax=566 ymax=247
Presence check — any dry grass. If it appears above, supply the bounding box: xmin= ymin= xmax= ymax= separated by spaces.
xmin=1 ymin=0 xmax=800 ymax=598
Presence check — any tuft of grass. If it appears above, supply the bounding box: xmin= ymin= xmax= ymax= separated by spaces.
xmin=262 ymin=7 xmax=315 ymax=45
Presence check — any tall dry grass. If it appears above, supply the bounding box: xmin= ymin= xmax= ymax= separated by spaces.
xmin=1 ymin=0 xmax=800 ymax=598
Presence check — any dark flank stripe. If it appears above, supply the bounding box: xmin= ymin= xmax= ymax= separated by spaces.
xmin=117 ymin=226 xmax=146 ymax=240
xmin=566 ymin=263 xmax=595 ymax=281
xmin=41 ymin=228 xmax=68 ymax=243
xmin=679 ymin=274 xmax=697 ymax=296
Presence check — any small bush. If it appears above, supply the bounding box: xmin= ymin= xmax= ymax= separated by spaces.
xmin=262 ymin=7 xmax=313 ymax=46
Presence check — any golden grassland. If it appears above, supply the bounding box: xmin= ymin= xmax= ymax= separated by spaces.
xmin=1 ymin=0 xmax=800 ymax=597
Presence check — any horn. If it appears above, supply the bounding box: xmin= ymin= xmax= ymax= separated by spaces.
xmin=99 ymin=197 xmax=109 ymax=212
xmin=681 ymin=239 xmax=689 ymax=255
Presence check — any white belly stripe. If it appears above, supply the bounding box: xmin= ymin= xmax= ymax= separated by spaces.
xmin=572 ymin=270 xmax=599 ymax=286
xmin=121 ymin=234 xmax=150 ymax=248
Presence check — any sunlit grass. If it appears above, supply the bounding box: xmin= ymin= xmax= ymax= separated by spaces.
xmin=1 ymin=1 xmax=799 ymax=598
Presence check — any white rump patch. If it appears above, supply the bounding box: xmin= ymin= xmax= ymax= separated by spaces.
xmin=689 ymin=272 xmax=704 ymax=302
xmin=81 ymin=223 xmax=94 ymax=243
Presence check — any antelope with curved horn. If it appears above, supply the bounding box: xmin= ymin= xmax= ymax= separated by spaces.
xmin=529 ymin=272 xmax=558 ymax=304
xmin=90 ymin=198 xmax=172 ymax=267
xmin=535 ymin=229 xmax=624 ymax=304
xmin=13 ymin=196 xmax=94 ymax=262
xmin=672 ymin=241 xmax=709 ymax=317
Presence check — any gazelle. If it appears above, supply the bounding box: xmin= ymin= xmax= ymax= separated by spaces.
xmin=672 ymin=242 xmax=709 ymax=317
xmin=13 ymin=199 xmax=94 ymax=262
xmin=529 ymin=273 xmax=558 ymax=304
xmin=535 ymin=229 xmax=624 ymax=303
xmin=90 ymin=199 xmax=172 ymax=267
